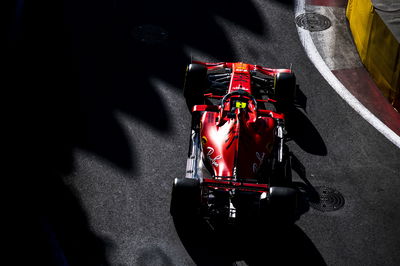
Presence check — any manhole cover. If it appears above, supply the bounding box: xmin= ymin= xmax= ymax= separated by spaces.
xmin=295 ymin=13 xmax=331 ymax=32
xmin=132 ymin=24 xmax=168 ymax=45
xmin=309 ymin=186 xmax=345 ymax=212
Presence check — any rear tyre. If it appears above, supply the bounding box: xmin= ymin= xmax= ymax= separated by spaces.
xmin=183 ymin=64 xmax=207 ymax=111
xmin=269 ymin=186 xmax=298 ymax=225
xmin=274 ymin=72 xmax=296 ymax=112
xmin=170 ymin=178 xmax=201 ymax=218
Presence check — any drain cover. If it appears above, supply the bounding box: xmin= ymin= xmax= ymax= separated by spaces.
xmin=295 ymin=13 xmax=331 ymax=32
xmin=309 ymin=186 xmax=345 ymax=212
xmin=132 ymin=24 xmax=168 ymax=45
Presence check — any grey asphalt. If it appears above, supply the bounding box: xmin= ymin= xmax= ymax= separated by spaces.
xmin=7 ymin=0 xmax=400 ymax=265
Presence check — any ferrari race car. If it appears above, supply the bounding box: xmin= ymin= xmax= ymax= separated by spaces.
xmin=170 ymin=61 xmax=299 ymax=226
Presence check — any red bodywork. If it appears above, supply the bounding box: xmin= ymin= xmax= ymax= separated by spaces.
xmin=193 ymin=62 xmax=290 ymax=182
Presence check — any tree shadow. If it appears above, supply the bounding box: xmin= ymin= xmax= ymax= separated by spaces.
xmin=62 ymin=0 xmax=269 ymax=170
xmin=7 ymin=0 xmax=268 ymax=264
xmin=7 ymin=0 xmax=330 ymax=264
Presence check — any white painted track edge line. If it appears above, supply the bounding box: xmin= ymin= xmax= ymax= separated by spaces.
xmin=294 ymin=0 xmax=400 ymax=149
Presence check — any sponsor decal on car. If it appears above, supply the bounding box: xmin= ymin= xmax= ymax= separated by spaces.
xmin=207 ymin=147 xmax=222 ymax=167
xmin=252 ymin=152 xmax=265 ymax=173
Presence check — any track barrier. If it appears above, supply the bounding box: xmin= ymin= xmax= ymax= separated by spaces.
xmin=346 ymin=0 xmax=400 ymax=110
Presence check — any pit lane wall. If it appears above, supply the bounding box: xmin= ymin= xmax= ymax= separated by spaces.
xmin=346 ymin=0 xmax=400 ymax=110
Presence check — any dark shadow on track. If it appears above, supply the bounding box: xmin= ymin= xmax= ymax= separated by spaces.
xmin=273 ymin=0 xmax=295 ymax=6
xmin=174 ymin=218 xmax=326 ymax=266
xmin=136 ymin=246 xmax=174 ymax=266
xmin=6 ymin=0 xmax=114 ymax=264
xmin=6 ymin=0 xmax=329 ymax=264
xmin=59 ymin=0 xmax=268 ymax=170
xmin=6 ymin=0 xmax=266 ymax=264
xmin=287 ymin=88 xmax=328 ymax=156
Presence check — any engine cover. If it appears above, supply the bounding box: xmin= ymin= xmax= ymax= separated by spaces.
xmin=200 ymin=108 xmax=275 ymax=178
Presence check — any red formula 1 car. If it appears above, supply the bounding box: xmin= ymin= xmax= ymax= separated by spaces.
xmin=171 ymin=61 xmax=299 ymax=226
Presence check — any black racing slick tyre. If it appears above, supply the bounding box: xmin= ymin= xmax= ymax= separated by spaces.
xmin=274 ymin=72 xmax=296 ymax=112
xmin=183 ymin=64 xmax=207 ymax=111
xmin=170 ymin=178 xmax=201 ymax=218
xmin=269 ymin=186 xmax=298 ymax=225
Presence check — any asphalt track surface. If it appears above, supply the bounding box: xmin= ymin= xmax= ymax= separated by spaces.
xmin=6 ymin=0 xmax=400 ymax=265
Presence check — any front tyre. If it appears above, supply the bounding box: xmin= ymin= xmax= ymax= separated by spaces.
xmin=274 ymin=72 xmax=296 ymax=112
xmin=183 ymin=64 xmax=207 ymax=111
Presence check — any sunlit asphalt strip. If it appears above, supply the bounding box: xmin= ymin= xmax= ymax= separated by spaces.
xmin=294 ymin=0 xmax=400 ymax=149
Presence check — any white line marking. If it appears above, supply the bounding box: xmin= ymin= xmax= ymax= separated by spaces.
xmin=295 ymin=0 xmax=400 ymax=148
